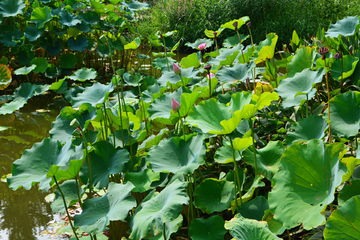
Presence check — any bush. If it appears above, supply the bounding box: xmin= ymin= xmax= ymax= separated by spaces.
xmin=138 ymin=0 xmax=360 ymax=48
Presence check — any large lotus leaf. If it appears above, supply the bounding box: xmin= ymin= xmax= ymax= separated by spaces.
xmin=55 ymin=158 xmax=84 ymax=182
xmin=253 ymin=33 xmax=278 ymax=64
xmin=124 ymin=169 xmax=160 ymax=193
xmin=68 ymin=35 xmax=88 ymax=51
xmin=189 ymin=215 xmax=226 ymax=240
xmin=96 ymin=43 xmax=111 ymax=57
xmin=31 ymin=6 xmax=52 ymax=28
xmin=152 ymin=57 xmax=176 ymax=72
xmin=214 ymin=144 xmax=241 ymax=163
xmin=14 ymin=65 xmax=36 ymax=75
xmin=7 ymin=139 xmax=77 ymax=191
xmin=51 ymin=179 xmax=83 ymax=214
xmin=180 ymin=52 xmax=201 ymax=68
xmin=186 ymin=98 xmax=243 ymax=135
xmin=229 ymin=91 xmax=254 ymax=113
xmin=243 ymin=141 xmax=285 ymax=180
xmin=59 ymin=53 xmax=77 ymax=69
xmin=324 ymin=196 xmax=360 ymax=239
xmin=30 ymin=57 xmax=48 ymax=73
xmin=323 ymin=91 xmax=360 ymax=138
xmin=325 ymin=16 xmax=360 ymax=38
xmin=68 ymin=68 xmax=97 ymax=81
xmin=341 ymin=157 xmax=360 ymax=183
xmin=225 ymin=214 xmax=281 ymax=240
xmin=287 ymin=46 xmax=316 ymax=78
xmin=216 ymin=62 xmax=254 ymax=83
xmin=0 ymin=29 xmax=22 ymax=47
xmin=45 ymin=63 xmax=62 ymax=79
xmin=71 ymin=82 xmax=114 ymax=108
xmin=0 ymin=0 xmax=25 ymax=17
xmin=17 ymin=49 xmax=35 ymax=66
xmin=147 ymin=134 xmax=206 ymax=174
xmin=120 ymin=0 xmax=150 ymax=12
xmin=124 ymin=37 xmax=141 ymax=50
xmin=49 ymin=104 xmax=97 ymax=144
xmin=157 ymin=67 xmax=200 ymax=88
xmin=59 ymin=10 xmax=81 ymax=27
xmin=263 ymin=209 xmax=286 ymax=235
xmin=43 ymin=38 xmax=62 ymax=55
xmin=194 ymin=178 xmax=235 ymax=214
xmin=129 ymin=179 xmax=189 ymax=240
xmin=238 ymin=196 xmax=269 ymax=221
xmin=221 ymin=16 xmax=250 ymax=30
xmin=185 ymin=38 xmax=213 ymax=50
xmin=338 ymin=179 xmax=360 ymax=206
xmin=285 ymin=115 xmax=328 ymax=145
xmin=0 ymin=64 xmax=11 ymax=90
xmin=276 ymin=68 xmax=325 ymax=102
xmin=74 ymin=182 xmax=136 ymax=234
xmin=281 ymin=89 xmax=316 ymax=108
xmin=331 ymin=55 xmax=358 ymax=81
xmin=0 ymin=83 xmax=50 ymax=115
xmin=207 ymin=44 xmax=241 ymax=67
xmin=252 ymin=91 xmax=279 ymax=110
xmin=24 ymin=26 xmax=44 ymax=42
xmin=79 ymin=11 xmax=100 ymax=25
xmin=268 ymin=140 xmax=346 ymax=230
xmin=80 ymin=141 xmax=130 ymax=189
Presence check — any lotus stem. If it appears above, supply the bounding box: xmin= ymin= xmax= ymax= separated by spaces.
xmin=236 ymin=30 xmax=246 ymax=63
xmin=75 ymin=175 xmax=82 ymax=209
xmin=81 ymin=134 xmax=93 ymax=198
xmin=229 ymin=135 xmax=243 ymax=209
xmin=306 ymin=94 xmax=309 ymax=118
xmin=163 ymin=222 xmax=166 ymax=240
xmin=161 ymin=36 xmax=170 ymax=71
xmin=53 ymin=176 xmax=79 ymax=240
xmin=340 ymin=55 xmax=344 ymax=93
xmin=324 ymin=58 xmax=332 ymax=143
xmin=249 ymin=119 xmax=258 ymax=175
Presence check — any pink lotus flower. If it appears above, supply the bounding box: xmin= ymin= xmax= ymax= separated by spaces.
xmin=198 ymin=43 xmax=206 ymax=50
xmin=207 ymin=72 xmax=215 ymax=79
xmin=173 ymin=63 xmax=181 ymax=75
xmin=171 ymin=98 xmax=181 ymax=112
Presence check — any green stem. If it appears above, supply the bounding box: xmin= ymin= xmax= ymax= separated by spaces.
xmin=75 ymin=175 xmax=82 ymax=208
xmin=249 ymin=119 xmax=258 ymax=175
xmin=340 ymin=56 xmax=344 ymax=93
xmin=229 ymin=135 xmax=243 ymax=208
xmin=162 ymin=37 xmax=170 ymax=71
xmin=236 ymin=30 xmax=246 ymax=63
xmin=208 ymin=72 xmax=212 ymax=98
xmin=163 ymin=222 xmax=167 ymax=240
xmin=53 ymin=176 xmax=79 ymax=240
xmin=324 ymin=58 xmax=332 ymax=144
xmin=82 ymin=134 xmax=93 ymax=198
xmin=306 ymin=94 xmax=309 ymax=118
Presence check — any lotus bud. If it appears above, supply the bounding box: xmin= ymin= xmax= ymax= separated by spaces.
xmin=213 ymin=31 xmax=217 ymax=39
xmin=72 ymin=128 xmax=82 ymax=137
xmin=232 ymin=87 xmax=236 ymax=92
xmin=204 ymin=64 xmax=211 ymax=73
xmin=233 ymin=21 xmax=238 ymax=31
xmin=171 ymin=98 xmax=181 ymax=112
xmin=70 ymin=118 xmax=80 ymax=129
xmin=319 ymin=47 xmax=329 ymax=56
xmin=173 ymin=63 xmax=181 ymax=75
xmin=246 ymin=21 xmax=251 ymax=29
xmin=334 ymin=52 xmax=342 ymax=59
xmin=198 ymin=43 xmax=206 ymax=50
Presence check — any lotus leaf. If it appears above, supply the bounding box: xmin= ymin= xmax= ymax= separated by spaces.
xmin=238 ymin=196 xmax=269 ymax=221
xmin=338 ymin=179 xmax=360 ymax=206
xmin=68 ymin=68 xmax=97 ymax=81
xmin=59 ymin=10 xmax=81 ymax=27
xmin=185 ymin=38 xmax=213 ymax=50
xmin=24 ymin=26 xmax=44 ymax=42
xmin=68 ymin=35 xmax=89 ymax=51
xmin=0 ymin=0 xmax=25 ymax=17
xmin=30 ymin=6 xmax=52 ymax=28
xmin=59 ymin=53 xmax=77 ymax=69
xmin=216 ymin=62 xmax=254 ymax=83
xmin=30 ymin=57 xmax=48 ymax=73
xmin=0 ymin=64 xmax=11 ymax=90
xmin=71 ymin=82 xmax=114 ymax=108
xmin=51 ymin=179 xmax=83 ymax=214
xmin=287 ymin=46 xmax=316 ymax=78
xmin=221 ymin=16 xmax=250 ymax=30
xmin=189 ymin=215 xmax=226 ymax=240
xmin=331 ymin=55 xmax=358 ymax=81
xmin=325 ymin=16 xmax=360 ymax=38
xmin=253 ymin=33 xmax=278 ymax=64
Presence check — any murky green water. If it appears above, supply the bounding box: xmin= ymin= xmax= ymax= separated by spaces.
xmin=0 ymin=92 xmax=66 ymax=240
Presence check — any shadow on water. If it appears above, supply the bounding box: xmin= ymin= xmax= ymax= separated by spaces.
xmin=0 ymin=92 xmax=67 ymax=240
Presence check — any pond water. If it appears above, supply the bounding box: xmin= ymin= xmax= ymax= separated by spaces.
xmin=0 ymin=92 xmax=66 ymax=240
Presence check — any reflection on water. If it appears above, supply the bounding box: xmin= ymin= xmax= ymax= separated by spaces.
xmin=0 ymin=93 xmax=65 ymax=240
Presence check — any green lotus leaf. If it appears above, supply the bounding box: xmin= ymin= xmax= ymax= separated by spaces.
xmin=129 ymin=179 xmax=188 ymax=240
xmin=285 ymin=115 xmax=328 ymax=145
xmin=268 ymin=140 xmax=346 ymax=230
xmin=263 ymin=209 xmax=286 ymax=235
xmin=68 ymin=35 xmax=88 ymax=51
xmin=17 ymin=48 xmax=35 ymax=66
xmin=157 ymin=67 xmax=200 ymax=88
xmin=287 ymin=46 xmax=316 ymax=78
xmin=325 ymin=16 xmax=360 ymax=38
xmin=324 ymin=196 xmax=360 ymax=239
xmin=45 ymin=63 xmax=62 ymax=79
xmin=30 ymin=57 xmax=48 ymax=73
xmin=119 ymin=0 xmax=150 ymax=12
xmin=252 ymin=91 xmax=279 ymax=110
xmin=68 ymin=67 xmax=97 ymax=81
xmin=90 ymin=0 xmax=114 ymax=13
xmin=43 ymin=38 xmax=62 ymax=55
xmin=124 ymin=37 xmax=141 ymax=50
xmin=96 ymin=42 xmax=111 ymax=57
xmin=185 ymin=38 xmax=213 ymax=50
xmin=51 ymin=179 xmax=84 ymax=214
xmin=221 ymin=16 xmax=250 ymax=30
xmin=194 ymin=178 xmax=235 ymax=214
xmin=59 ymin=10 xmax=81 ymax=27
xmin=208 ymin=44 xmax=241 ymax=67
xmin=331 ymin=55 xmax=358 ymax=81
xmin=214 ymin=144 xmax=241 ymax=164
xmin=232 ymin=176 xmax=265 ymax=208
xmin=30 ymin=6 xmax=52 ymax=28
xmin=243 ymin=141 xmax=285 ymax=180
xmin=281 ymin=89 xmax=316 ymax=108
xmin=14 ymin=65 xmax=36 ymax=75
xmin=180 ymin=52 xmax=201 ymax=68
xmin=223 ymin=34 xmax=249 ymax=48
xmin=0 ymin=29 xmax=22 ymax=47
xmin=189 ymin=215 xmax=226 ymax=240
xmin=7 ymin=139 xmax=77 ymax=191
xmin=253 ymin=33 xmax=278 ymax=64
xmin=49 ymin=78 xmax=65 ymax=92
xmin=24 ymin=26 xmax=44 ymax=42
xmin=238 ymin=196 xmax=269 ymax=221
xmin=0 ymin=0 xmax=25 ymax=17
xmin=74 ymin=182 xmax=136 ymax=234
xmin=232 ymin=137 xmax=253 ymax=152
xmin=55 ymin=158 xmax=84 ymax=182
xmin=124 ymin=169 xmax=160 ymax=193
xmin=186 ymin=98 xmax=243 ymax=135
xmin=53 ymin=26 xmax=68 ymax=36
xmin=59 ymin=53 xmax=77 ymax=69
xmin=109 ymin=38 xmax=123 ymax=50
xmin=72 ymin=82 xmax=113 ymax=108
xmin=225 ymin=214 xmax=281 ymax=240
xmin=49 ymin=104 xmax=97 ymax=144
xmin=0 ymin=64 xmax=12 ymax=90
xmin=0 ymin=83 xmax=50 ymax=115
xmin=324 ymin=91 xmax=360 ymax=138
xmin=229 ymin=91 xmax=254 ymax=113
xmin=276 ymin=68 xmax=325 ymax=105
xmin=80 ymin=141 xmax=130 ymax=189
xmin=338 ymin=179 xmax=360 ymax=206
xmin=216 ymin=62 xmax=254 ymax=83
xmin=146 ymin=134 xmax=206 ymax=174
xmin=152 ymin=57 xmax=176 ymax=72
xmin=341 ymin=157 xmax=360 ymax=183
xmin=204 ymin=28 xmax=223 ymax=38
xmin=79 ymin=11 xmax=100 ymax=25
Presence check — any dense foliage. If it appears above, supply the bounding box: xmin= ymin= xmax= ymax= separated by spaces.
xmin=2 ymin=0 xmax=360 ymax=239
